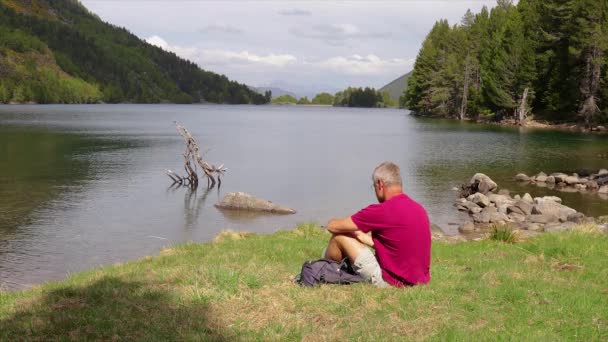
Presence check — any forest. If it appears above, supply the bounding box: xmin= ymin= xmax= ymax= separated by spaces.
xmin=0 ymin=0 xmax=269 ymax=104
xmin=404 ymin=0 xmax=608 ymax=124
xmin=334 ymin=87 xmax=395 ymax=108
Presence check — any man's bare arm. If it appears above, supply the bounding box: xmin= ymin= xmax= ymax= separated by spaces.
xmin=327 ymin=217 xmax=374 ymax=247
xmin=326 ymin=217 xmax=358 ymax=234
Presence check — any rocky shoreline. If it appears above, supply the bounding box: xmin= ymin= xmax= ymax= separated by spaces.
xmin=450 ymin=173 xmax=608 ymax=239
xmin=515 ymin=170 xmax=608 ymax=196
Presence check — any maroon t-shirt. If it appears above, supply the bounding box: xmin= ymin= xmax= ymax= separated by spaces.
xmin=351 ymin=193 xmax=431 ymax=286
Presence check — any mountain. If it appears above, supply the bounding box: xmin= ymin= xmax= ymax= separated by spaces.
xmin=380 ymin=71 xmax=412 ymax=102
xmin=0 ymin=0 xmax=269 ymax=104
xmin=251 ymin=86 xmax=299 ymax=100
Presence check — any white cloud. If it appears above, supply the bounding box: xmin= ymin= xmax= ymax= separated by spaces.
xmin=316 ymin=55 xmax=415 ymax=75
xmin=200 ymin=24 xmax=243 ymax=35
xmin=146 ymin=35 xmax=198 ymax=61
xmin=278 ymin=9 xmax=312 ymax=16
xmin=200 ymin=49 xmax=297 ymax=67
xmin=146 ymin=35 xmax=296 ymax=68
xmin=290 ymin=23 xmax=392 ymax=45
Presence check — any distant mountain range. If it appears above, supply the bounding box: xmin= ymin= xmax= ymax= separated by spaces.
xmin=250 ymin=86 xmax=299 ymax=100
xmin=380 ymin=71 xmax=412 ymax=102
xmin=0 ymin=0 xmax=268 ymax=104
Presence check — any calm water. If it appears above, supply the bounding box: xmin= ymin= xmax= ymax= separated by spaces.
xmin=1 ymin=104 xmax=607 ymax=290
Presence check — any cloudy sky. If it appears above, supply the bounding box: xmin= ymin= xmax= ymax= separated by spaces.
xmin=80 ymin=0 xmax=499 ymax=97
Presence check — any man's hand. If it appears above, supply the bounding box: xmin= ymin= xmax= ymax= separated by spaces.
xmin=354 ymin=230 xmax=374 ymax=248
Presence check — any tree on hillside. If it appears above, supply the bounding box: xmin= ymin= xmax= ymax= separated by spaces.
xmin=272 ymin=94 xmax=297 ymax=104
xmin=404 ymin=0 xmax=608 ymax=124
xmin=297 ymin=96 xmax=311 ymax=105
xmin=311 ymin=92 xmax=334 ymax=105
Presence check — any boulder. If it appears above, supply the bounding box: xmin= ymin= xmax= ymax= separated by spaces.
xmin=531 ymin=199 xmax=577 ymax=222
xmin=508 ymin=212 xmax=527 ymax=223
xmin=215 ymin=192 xmax=296 ymax=214
xmin=566 ymin=212 xmax=586 ymax=224
xmin=598 ymin=169 xmax=608 ymax=175
xmin=552 ymin=173 xmax=568 ymax=183
xmin=515 ymin=173 xmax=530 ymax=182
xmin=488 ymin=194 xmax=513 ymax=207
xmin=564 ymin=176 xmax=581 ymax=185
xmin=523 ymin=223 xmax=543 ymax=232
xmin=469 ymin=173 xmax=497 ymax=194
xmin=536 ymin=172 xmax=548 ymax=182
xmin=544 ymin=222 xmax=577 ymax=233
xmin=574 ymin=184 xmax=587 ymax=190
xmin=468 ymin=193 xmax=491 ymax=208
xmin=546 ymin=176 xmax=556 ymax=184
xmin=497 ymin=203 xmax=511 ymax=215
xmin=472 ymin=206 xmax=508 ymax=224
xmin=599 ymin=185 xmax=608 ymax=194
xmin=545 ymin=196 xmax=562 ymax=203
xmin=587 ymin=181 xmax=599 ymax=190
xmin=469 ymin=207 xmax=483 ymax=214
xmin=507 ymin=200 xmax=533 ymax=216
xmin=514 ymin=194 xmax=521 ymax=200
xmin=458 ymin=222 xmax=475 ymax=233
xmin=528 ymin=214 xmax=559 ymax=224
xmin=498 ymin=189 xmax=511 ymax=196
xmin=522 ymin=193 xmax=534 ymax=203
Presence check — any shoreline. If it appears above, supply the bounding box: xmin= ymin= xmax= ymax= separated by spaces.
xmin=410 ymin=112 xmax=608 ymax=134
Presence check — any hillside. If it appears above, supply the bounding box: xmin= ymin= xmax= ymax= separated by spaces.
xmin=0 ymin=0 xmax=269 ymax=104
xmin=379 ymin=71 xmax=411 ymax=103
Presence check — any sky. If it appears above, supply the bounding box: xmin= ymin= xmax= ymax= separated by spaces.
xmin=80 ymin=0 xmax=500 ymax=97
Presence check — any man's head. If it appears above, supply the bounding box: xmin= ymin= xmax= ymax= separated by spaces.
xmin=371 ymin=162 xmax=403 ymax=203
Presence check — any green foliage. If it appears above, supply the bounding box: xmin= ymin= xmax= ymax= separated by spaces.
xmin=405 ymin=0 xmax=608 ymax=124
xmin=0 ymin=0 xmax=268 ymax=104
xmin=311 ymin=92 xmax=334 ymax=105
xmin=271 ymin=94 xmax=297 ymax=104
xmin=333 ymin=87 xmax=386 ymax=108
xmin=296 ymin=96 xmax=310 ymax=105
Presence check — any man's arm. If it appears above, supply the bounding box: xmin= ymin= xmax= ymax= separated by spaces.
xmin=327 ymin=217 xmax=358 ymax=234
xmin=327 ymin=217 xmax=374 ymax=248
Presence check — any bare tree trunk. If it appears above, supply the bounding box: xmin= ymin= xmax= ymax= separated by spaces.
xmin=167 ymin=122 xmax=226 ymax=189
xmin=579 ymin=43 xmax=602 ymax=128
xmin=459 ymin=57 xmax=471 ymax=121
xmin=517 ymin=87 xmax=529 ymax=126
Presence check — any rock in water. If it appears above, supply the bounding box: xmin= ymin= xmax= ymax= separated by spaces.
xmin=215 ymin=192 xmax=296 ymax=214
xmin=469 ymin=173 xmax=498 ymax=195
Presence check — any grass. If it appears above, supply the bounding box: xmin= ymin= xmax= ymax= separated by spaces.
xmin=489 ymin=224 xmax=518 ymax=243
xmin=1 ymin=223 xmax=607 ymax=341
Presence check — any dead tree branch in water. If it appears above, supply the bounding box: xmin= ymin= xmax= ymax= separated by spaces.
xmin=166 ymin=122 xmax=227 ymax=189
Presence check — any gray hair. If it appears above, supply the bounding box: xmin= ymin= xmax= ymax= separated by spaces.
xmin=372 ymin=162 xmax=402 ymax=187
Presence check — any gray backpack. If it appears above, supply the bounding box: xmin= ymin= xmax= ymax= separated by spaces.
xmin=296 ymin=259 xmax=366 ymax=287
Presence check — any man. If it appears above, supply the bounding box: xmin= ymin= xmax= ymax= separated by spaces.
xmin=324 ymin=162 xmax=431 ymax=287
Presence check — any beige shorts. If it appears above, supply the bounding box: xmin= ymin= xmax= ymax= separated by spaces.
xmin=352 ymin=248 xmax=389 ymax=288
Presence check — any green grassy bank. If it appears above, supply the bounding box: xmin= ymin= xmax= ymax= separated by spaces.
xmin=1 ymin=225 xmax=607 ymax=341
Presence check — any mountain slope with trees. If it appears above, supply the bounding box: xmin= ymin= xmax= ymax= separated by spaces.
xmin=380 ymin=71 xmax=411 ymax=104
xmin=404 ymin=0 xmax=608 ymax=125
xmin=0 ymin=0 xmax=269 ymax=104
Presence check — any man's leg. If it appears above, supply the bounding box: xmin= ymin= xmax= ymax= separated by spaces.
xmin=324 ymin=233 xmax=367 ymax=264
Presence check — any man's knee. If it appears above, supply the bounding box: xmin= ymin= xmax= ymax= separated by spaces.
xmin=331 ymin=234 xmax=366 ymax=261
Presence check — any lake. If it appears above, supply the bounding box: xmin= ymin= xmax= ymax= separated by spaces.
xmin=1 ymin=104 xmax=607 ymax=290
